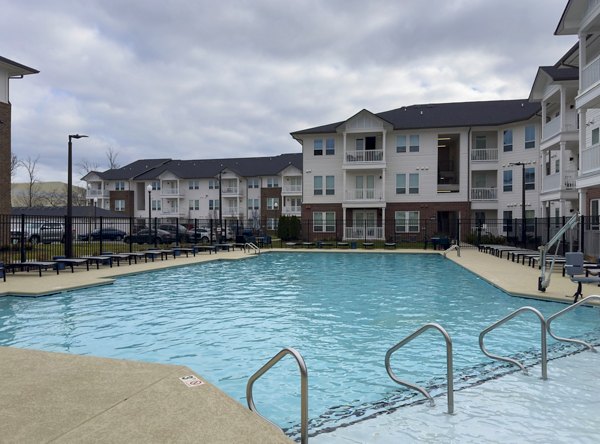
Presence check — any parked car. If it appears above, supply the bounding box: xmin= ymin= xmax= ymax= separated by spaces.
xmin=158 ymin=224 xmax=190 ymax=242
xmin=78 ymin=228 xmax=127 ymax=241
xmin=188 ymin=227 xmax=211 ymax=244
xmin=11 ymin=222 xmax=65 ymax=244
xmin=124 ymin=228 xmax=174 ymax=244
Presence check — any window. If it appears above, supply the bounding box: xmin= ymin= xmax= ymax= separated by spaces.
xmin=396 ymin=135 xmax=406 ymax=153
xmin=314 ymin=176 xmax=323 ymax=195
xmin=267 ymin=197 xmax=279 ymax=210
xmin=326 ymin=175 xmax=335 ymax=195
xmin=503 ymin=130 xmax=513 ymax=152
xmin=151 ymin=199 xmax=161 ymax=211
xmin=115 ymin=181 xmax=125 ymax=191
xmin=525 ymin=210 xmax=535 ymax=233
xmin=247 ymin=178 xmax=259 ymax=189
xmin=503 ymin=211 xmax=513 ymax=233
xmin=396 ymin=174 xmax=406 ymax=194
xmin=409 ymin=135 xmax=419 ymax=152
xmin=475 ymin=211 xmax=486 ymax=225
xmin=151 ymin=181 xmax=160 ymax=191
xmin=314 ymin=139 xmax=323 ymax=156
xmin=209 ymin=179 xmax=219 ymax=189
xmin=189 ymin=199 xmax=199 ymax=211
xmin=555 ymin=159 xmax=560 ymax=173
xmin=524 ymin=167 xmax=535 ymax=190
xmin=114 ymin=199 xmax=125 ymax=211
xmin=313 ymin=212 xmax=335 ymax=232
xmin=593 ymin=128 xmax=600 ymax=145
xmin=247 ymin=198 xmax=259 ymax=210
xmin=525 ymin=126 xmax=535 ymax=149
xmin=209 ymin=199 xmax=220 ymax=210
xmin=395 ymin=211 xmax=420 ymax=233
xmin=592 ymin=199 xmax=600 ymax=229
xmin=266 ymin=177 xmax=279 ymax=188
xmin=475 ymin=135 xmax=486 ymax=149
xmin=189 ymin=180 xmax=199 ymax=190
xmin=396 ymin=135 xmax=419 ymax=153
xmin=356 ymin=138 xmax=364 ymax=150
xmin=267 ymin=218 xmax=278 ymax=230
xmin=503 ymin=170 xmax=513 ymax=192
xmin=326 ymin=138 xmax=335 ymax=155
xmin=409 ymin=173 xmax=419 ymax=194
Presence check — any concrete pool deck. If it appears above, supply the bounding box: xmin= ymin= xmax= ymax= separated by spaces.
xmin=0 ymin=246 xmax=597 ymax=442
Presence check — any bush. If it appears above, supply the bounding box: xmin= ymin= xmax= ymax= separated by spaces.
xmin=278 ymin=216 xmax=301 ymax=241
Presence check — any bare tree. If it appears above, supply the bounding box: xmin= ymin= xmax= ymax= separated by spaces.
xmin=77 ymin=159 xmax=100 ymax=177
xmin=10 ymin=153 xmax=19 ymax=178
xmin=106 ymin=147 xmax=120 ymax=169
xmin=18 ymin=155 xmax=40 ymax=207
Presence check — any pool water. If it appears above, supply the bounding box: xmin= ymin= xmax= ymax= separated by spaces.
xmin=0 ymin=253 xmax=598 ymax=437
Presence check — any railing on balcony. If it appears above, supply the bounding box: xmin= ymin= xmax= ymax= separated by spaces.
xmin=470 ymin=187 xmax=497 ymax=201
xmin=542 ymin=170 xmax=577 ymax=193
xmin=542 ymin=114 xmax=578 ymax=140
xmin=582 ymin=54 xmax=600 ymax=92
xmin=222 ymin=186 xmax=239 ymax=195
xmin=86 ymin=189 xmax=109 ymax=198
xmin=345 ymin=188 xmax=383 ymax=201
xmin=161 ymin=188 xmax=180 ymax=196
xmin=282 ymin=184 xmax=302 ymax=194
xmin=582 ymin=143 xmax=600 ymax=173
xmin=344 ymin=226 xmax=384 ymax=240
xmin=345 ymin=150 xmax=384 ymax=163
xmin=471 ymin=149 xmax=498 ymax=162
xmin=282 ymin=205 xmax=301 ymax=215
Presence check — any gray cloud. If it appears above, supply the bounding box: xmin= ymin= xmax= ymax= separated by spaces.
xmin=2 ymin=0 xmax=576 ymax=183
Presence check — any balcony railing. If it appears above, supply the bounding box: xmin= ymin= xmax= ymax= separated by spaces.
xmin=282 ymin=184 xmax=302 ymax=194
xmin=282 ymin=205 xmax=301 ymax=215
xmin=542 ymin=114 xmax=578 ymax=140
xmin=222 ymin=187 xmax=239 ymax=195
xmin=542 ymin=170 xmax=577 ymax=192
xmin=582 ymin=143 xmax=600 ymax=174
xmin=345 ymin=188 xmax=383 ymax=201
xmin=344 ymin=226 xmax=384 ymax=240
xmin=86 ymin=190 xmax=109 ymax=198
xmin=471 ymin=148 xmax=498 ymax=162
xmin=582 ymin=54 xmax=600 ymax=92
xmin=471 ymin=187 xmax=497 ymax=201
xmin=161 ymin=188 xmax=181 ymax=196
xmin=345 ymin=150 xmax=384 ymax=163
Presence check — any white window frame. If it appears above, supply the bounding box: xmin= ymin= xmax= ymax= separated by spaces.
xmin=114 ymin=199 xmax=125 ymax=211
xmin=395 ymin=211 xmax=420 ymax=233
xmin=313 ymin=211 xmax=336 ymax=232
xmin=314 ymin=176 xmax=323 ymax=195
xmin=189 ymin=180 xmax=200 ymax=190
xmin=189 ymin=199 xmax=200 ymax=211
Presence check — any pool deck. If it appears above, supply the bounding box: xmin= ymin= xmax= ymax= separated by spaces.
xmin=0 ymin=246 xmax=596 ymax=442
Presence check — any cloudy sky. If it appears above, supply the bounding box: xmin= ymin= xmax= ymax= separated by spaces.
xmin=3 ymin=0 xmax=576 ymax=184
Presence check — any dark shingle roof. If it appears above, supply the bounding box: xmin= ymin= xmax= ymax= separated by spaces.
xmin=540 ymin=66 xmax=579 ymax=81
xmin=11 ymin=206 xmax=122 ymax=217
xmin=97 ymin=153 xmax=302 ymax=181
xmin=291 ymin=99 xmax=541 ymax=136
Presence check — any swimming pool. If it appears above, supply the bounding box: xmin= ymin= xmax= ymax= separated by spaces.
xmin=0 ymin=253 xmax=598 ymax=438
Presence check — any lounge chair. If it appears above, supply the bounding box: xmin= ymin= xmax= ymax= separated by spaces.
xmin=564 ymin=252 xmax=600 ymax=303
xmin=0 ymin=261 xmax=5 ymax=282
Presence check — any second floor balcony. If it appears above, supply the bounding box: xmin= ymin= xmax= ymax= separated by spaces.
xmin=282 ymin=205 xmax=301 ymax=216
xmin=86 ymin=189 xmax=109 ymax=198
xmin=222 ymin=186 xmax=239 ymax=196
xmin=582 ymin=53 xmax=600 ymax=93
xmin=582 ymin=143 xmax=600 ymax=174
xmin=344 ymin=188 xmax=383 ymax=202
xmin=542 ymin=170 xmax=577 ymax=193
xmin=282 ymin=184 xmax=302 ymax=195
xmin=470 ymin=187 xmax=497 ymax=201
xmin=161 ymin=187 xmax=182 ymax=196
xmin=345 ymin=150 xmax=384 ymax=164
xmin=542 ymin=113 xmax=578 ymax=141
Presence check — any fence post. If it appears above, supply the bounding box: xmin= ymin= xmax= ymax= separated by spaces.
xmin=580 ymin=215 xmax=585 ymax=254
xmin=129 ymin=217 xmax=134 ymax=253
xmin=20 ymin=214 xmax=26 ymax=263
xmin=99 ymin=217 xmax=104 ymax=255
xmin=153 ymin=217 xmax=158 ymax=248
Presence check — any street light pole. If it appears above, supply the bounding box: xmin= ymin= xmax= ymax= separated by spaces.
xmin=66 ymin=134 xmax=88 ymax=258
xmin=93 ymin=197 xmax=98 ymax=229
xmin=218 ymin=170 xmax=223 ymax=242
xmin=147 ymin=184 xmax=152 ymax=242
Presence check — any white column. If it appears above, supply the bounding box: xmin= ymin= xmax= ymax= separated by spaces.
xmin=560 ymin=86 xmax=566 ymax=132
xmin=382 ymin=130 xmax=387 ymax=162
xmin=579 ymin=189 xmax=587 ymax=215
xmin=559 ymin=142 xmax=566 ymax=190
xmin=579 ymin=33 xmax=587 ymax=92
xmin=381 ymin=207 xmax=386 ymax=240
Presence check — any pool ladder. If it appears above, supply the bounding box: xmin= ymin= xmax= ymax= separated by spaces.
xmin=247 ymin=347 xmax=308 ymax=444
xmin=385 ymin=323 xmax=454 ymax=414
xmin=245 ymin=242 xmax=260 ymax=254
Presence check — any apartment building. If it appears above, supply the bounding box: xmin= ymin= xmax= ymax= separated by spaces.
xmin=291 ymin=100 xmax=542 ymax=241
xmin=82 ymin=154 xmax=302 ymax=229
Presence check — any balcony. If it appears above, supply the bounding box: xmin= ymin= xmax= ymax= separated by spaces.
xmin=222 ymin=186 xmax=239 ymax=196
xmin=344 ymin=226 xmax=384 ymax=240
xmin=344 ymin=188 xmax=383 ymax=201
xmin=160 ymin=188 xmax=181 ymax=196
xmin=471 ymin=148 xmax=498 ymax=162
xmin=542 ymin=170 xmax=577 ymax=192
xmin=86 ymin=189 xmax=109 ymax=198
xmin=282 ymin=184 xmax=302 ymax=195
xmin=282 ymin=205 xmax=301 ymax=216
xmin=582 ymin=54 xmax=600 ymax=92
xmin=345 ymin=150 xmax=384 ymax=163
xmin=470 ymin=187 xmax=497 ymax=201
xmin=542 ymin=114 xmax=578 ymax=141
xmin=582 ymin=143 xmax=600 ymax=174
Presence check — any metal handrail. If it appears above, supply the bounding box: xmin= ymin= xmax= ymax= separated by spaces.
xmin=547 ymin=295 xmax=600 ymax=352
xmin=442 ymin=244 xmax=460 ymax=258
xmin=245 ymin=242 xmax=260 ymax=254
xmin=479 ymin=306 xmax=547 ymax=379
xmin=385 ymin=323 xmax=454 ymax=414
xmin=246 ymin=347 xmax=308 ymax=444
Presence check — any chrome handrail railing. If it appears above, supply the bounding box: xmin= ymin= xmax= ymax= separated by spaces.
xmin=547 ymin=295 xmax=600 ymax=352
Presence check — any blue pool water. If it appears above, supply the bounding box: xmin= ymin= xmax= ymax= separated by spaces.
xmin=0 ymin=253 xmax=598 ymax=438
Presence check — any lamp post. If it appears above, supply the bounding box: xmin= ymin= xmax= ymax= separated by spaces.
xmin=218 ymin=170 xmax=223 ymax=242
xmin=66 ymin=134 xmax=88 ymax=258
xmin=147 ymin=184 xmax=152 ymax=242
xmin=93 ymin=197 xmax=98 ymax=229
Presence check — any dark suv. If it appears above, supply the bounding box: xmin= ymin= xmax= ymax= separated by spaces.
xmin=158 ymin=224 xmax=190 ymax=242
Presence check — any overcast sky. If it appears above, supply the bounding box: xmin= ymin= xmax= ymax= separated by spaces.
xmin=3 ymin=0 xmax=576 ymax=184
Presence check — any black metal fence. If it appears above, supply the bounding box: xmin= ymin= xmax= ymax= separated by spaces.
xmin=0 ymin=214 xmax=596 ymax=265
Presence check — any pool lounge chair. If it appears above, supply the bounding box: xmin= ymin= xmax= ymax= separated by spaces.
xmin=6 ymin=261 xmax=59 ymax=277
xmin=564 ymin=252 xmax=600 ymax=303
xmin=0 ymin=261 xmax=5 ymax=282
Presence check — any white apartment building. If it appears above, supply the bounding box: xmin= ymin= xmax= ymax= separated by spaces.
xmin=82 ymin=154 xmax=302 ymax=230
xmin=291 ymin=100 xmax=542 ymax=241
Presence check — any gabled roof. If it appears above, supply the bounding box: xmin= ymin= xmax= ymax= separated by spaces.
xmin=93 ymin=153 xmax=302 ymax=181
xmin=0 ymin=55 xmax=39 ymax=76
xmin=529 ymin=66 xmax=579 ymax=101
xmin=291 ymin=99 xmax=541 ymax=136
xmin=555 ymin=0 xmax=585 ymax=35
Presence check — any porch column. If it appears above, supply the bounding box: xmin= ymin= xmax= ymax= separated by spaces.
xmin=579 ymin=33 xmax=587 ymax=91
xmin=579 ymin=108 xmax=586 ymax=175
xmin=381 ymin=207 xmax=386 ymax=240
xmin=559 ymin=141 xmax=566 ymax=190
xmin=382 ymin=130 xmax=386 ymax=162
xmin=342 ymin=208 xmax=347 ymax=240
xmin=559 ymin=86 xmax=566 ymax=132
xmin=579 ymin=189 xmax=587 ymax=215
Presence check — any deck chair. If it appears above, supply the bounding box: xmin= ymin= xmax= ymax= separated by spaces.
xmin=0 ymin=261 xmax=5 ymax=282
xmin=564 ymin=252 xmax=600 ymax=303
